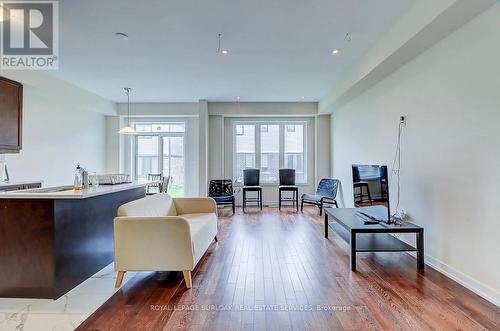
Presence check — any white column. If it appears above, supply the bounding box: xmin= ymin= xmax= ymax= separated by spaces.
xmin=315 ymin=114 xmax=331 ymax=183
xmin=198 ymin=100 xmax=209 ymax=195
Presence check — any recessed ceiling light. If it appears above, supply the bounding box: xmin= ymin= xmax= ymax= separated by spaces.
xmin=115 ymin=32 xmax=129 ymax=40
xmin=236 ymin=96 xmax=241 ymax=100
xmin=332 ymin=49 xmax=340 ymax=55
xmin=221 ymin=49 xmax=229 ymax=55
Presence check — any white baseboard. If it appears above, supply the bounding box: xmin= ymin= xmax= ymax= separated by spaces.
xmin=422 ymin=253 xmax=500 ymax=307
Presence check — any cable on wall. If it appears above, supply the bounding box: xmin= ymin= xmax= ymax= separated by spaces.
xmin=389 ymin=116 xmax=406 ymax=221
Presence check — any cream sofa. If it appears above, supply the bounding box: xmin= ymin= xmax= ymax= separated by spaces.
xmin=113 ymin=193 xmax=218 ymax=289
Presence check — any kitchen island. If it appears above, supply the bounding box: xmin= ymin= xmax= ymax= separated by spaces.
xmin=0 ymin=182 xmax=151 ymax=299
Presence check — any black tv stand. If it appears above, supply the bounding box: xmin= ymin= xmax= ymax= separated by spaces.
xmin=325 ymin=206 xmax=424 ymax=271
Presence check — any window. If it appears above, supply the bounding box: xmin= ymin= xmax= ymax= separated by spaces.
xmin=260 ymin=124 xmax=280 ymax=183
xmin=233 ymin=121 xmax=307 ymax=184
xmin=234 ymin=124 xmax=256 ymax=183
xmin=134 ymin=122 xmax=186 ymax=197
xmin=285 ymin=124 xmax=305 ymax=183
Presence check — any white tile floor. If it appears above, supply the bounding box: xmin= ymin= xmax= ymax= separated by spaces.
xmin=0 ymin=263 xmax=136 ymax=331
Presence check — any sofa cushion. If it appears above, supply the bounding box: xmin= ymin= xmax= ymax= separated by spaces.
xmin=180 ymin=213 xmax=218 ymax=263
xmin=117 ymin=193 xmax=177 ymax=217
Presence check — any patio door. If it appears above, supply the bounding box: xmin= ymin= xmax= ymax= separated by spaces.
xmin=135 ymin=124 xmax=186 ymax=197
xmin=162 ymin=136 xmax=184 ymax=197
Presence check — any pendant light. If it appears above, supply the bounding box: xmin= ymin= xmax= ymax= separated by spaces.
xmin=217 ymin=33 xmax=229 ymax=55
xmin=118 ymin=87 xmax=136 ymax=135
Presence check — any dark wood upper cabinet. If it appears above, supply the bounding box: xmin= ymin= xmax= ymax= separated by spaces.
xmin=0 ymin=76 xmax=23 ymax=153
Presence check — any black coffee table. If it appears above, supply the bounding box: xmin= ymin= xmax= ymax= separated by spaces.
xmin=324 ymin=206 xmax=424 ymax=271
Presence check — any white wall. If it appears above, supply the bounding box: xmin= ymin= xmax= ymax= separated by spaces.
xmin=1 ymin=72 xmax=114 ymax=186
xmin=330 ymin=4 xmax=500 ymax=305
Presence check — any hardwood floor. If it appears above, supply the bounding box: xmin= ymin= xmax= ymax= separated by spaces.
xmin=77 ymin=207 xmax=500 ymax=331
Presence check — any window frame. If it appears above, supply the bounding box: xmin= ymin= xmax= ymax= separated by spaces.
xmin=232 ymin=120 xmax=308 ymax=185
xmin=236 ymin=125 xmax=244 ymax=136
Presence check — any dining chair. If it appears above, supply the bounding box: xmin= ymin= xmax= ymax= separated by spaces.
xmin=353 ymin=167 xmax=372 ymax=205
xmin=160 ymin=176 xmax=171 ymax=193
xmin=147 ymin=173 xmax=162 ymax=195
xmin=278 ymin=169 xmax=298 ymax=211
xmin=242 ymin=169 xmax=262 ymax=212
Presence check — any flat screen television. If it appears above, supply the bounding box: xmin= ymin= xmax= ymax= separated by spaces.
xmin=352 ymin=164 xmax=390 ymax=222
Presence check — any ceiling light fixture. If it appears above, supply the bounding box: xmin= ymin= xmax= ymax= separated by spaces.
xmin=332 ymin=49 xmax=340 ymax=55
xmin=115 ymin=32 xmax=129 ymax=40
xmin=118 ymin=88 xmax=136 ymax=135
xmin=217 ymin=33 xmax=229 ymax=55
xmin=236 ymin=96 xmax=241 ymax=101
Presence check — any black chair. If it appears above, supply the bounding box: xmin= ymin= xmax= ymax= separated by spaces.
xmin=160 ymin=176 xmax=171 ymax=193
xmin=242 ymin=168 xmax=262 ymax=212
xmin=379 ymin=166 xmax=388 ymax=200
xmin=147 ymin=173 xmax=162 ymax=195
xmin=208 ymin=179 xmax=235 ymax=214
xmin=279 ymin=169 xmax=298 ymax=211
xmin=353 ymin=167 xmax=372 ymax=205
xmin=301 ymin=178 xmax=339 ymax=216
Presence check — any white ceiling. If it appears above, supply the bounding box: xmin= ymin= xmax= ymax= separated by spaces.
xmin=50 ymin=0 xmax=415 ymax=103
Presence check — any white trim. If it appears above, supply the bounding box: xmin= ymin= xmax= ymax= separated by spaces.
xmin=424 ymin=254 xmax=500 ymax=307
xmin=404 ymin=251 xmax=500 ymax=307
xmin=125 ymin=114 xmax=199 ymax=118
xmin=223 ymin=114 xmax=316 ymax=118
xmin=314 ymin=116 xmax=318 ymax=185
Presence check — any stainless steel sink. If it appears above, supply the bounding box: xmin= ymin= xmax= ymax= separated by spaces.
xmin=19 ymin=185 xmax=74 ymax=193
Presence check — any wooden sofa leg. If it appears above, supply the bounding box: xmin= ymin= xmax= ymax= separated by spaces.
xmin=115 ymin=271 xmax=125 ymax=288
xmin=183 ymin=271 xmax=192 ymax=289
